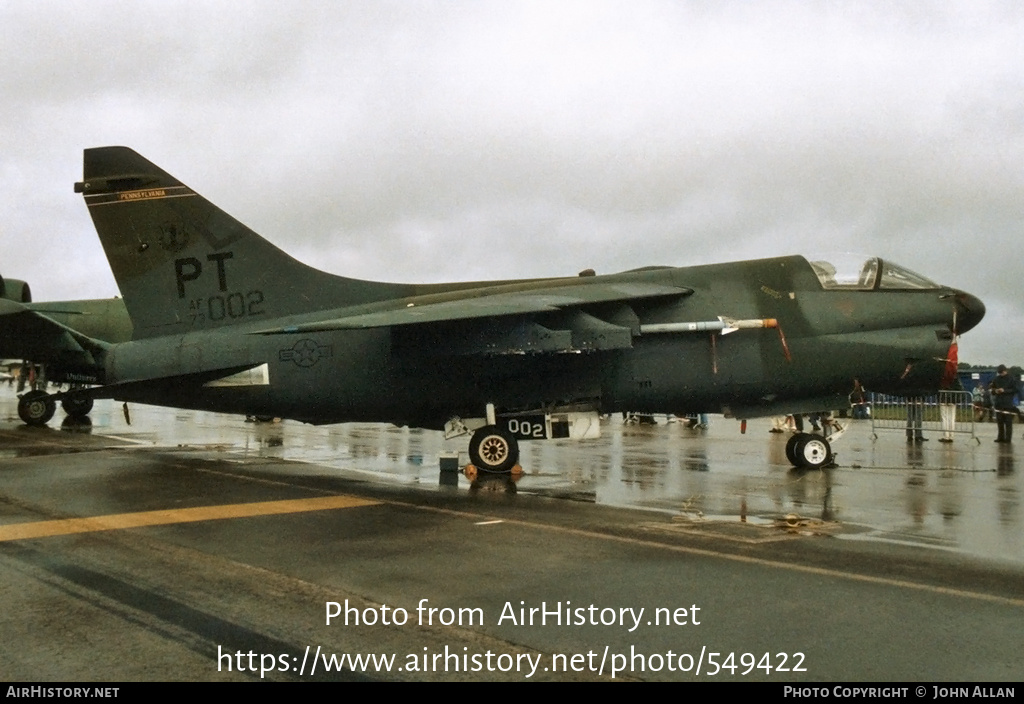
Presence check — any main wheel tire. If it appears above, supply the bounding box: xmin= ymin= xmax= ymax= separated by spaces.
xmin=468 ymin=425 xmax=520 ymax=474
xmin=18 ymin=390 xmax=56 ymax=426
xmin=61 ymin=395 xmax=94 ymax=418
xmin=794 ymin=434 xmax=832 ymax=469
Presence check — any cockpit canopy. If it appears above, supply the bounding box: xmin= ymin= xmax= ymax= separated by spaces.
xmin=808 ymin=255 xmax=939 ymax=291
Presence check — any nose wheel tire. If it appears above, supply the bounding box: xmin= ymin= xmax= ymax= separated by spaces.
xmin=785 ymin=433 xmax=802 ymax=466
xmin=18 ymin=390 xmax=56 ymax=426
xmin=468 ymin=425 xmax=520 ymax=474
xmin=790 ymin=433 xmax=832 ymax=469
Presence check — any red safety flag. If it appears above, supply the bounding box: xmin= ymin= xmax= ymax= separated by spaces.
xmin=941 ymin=338 xmax=959 ymax=389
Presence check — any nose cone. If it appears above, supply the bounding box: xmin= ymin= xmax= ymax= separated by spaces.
xmin=952 ymin=290 xmax=985 ymax=334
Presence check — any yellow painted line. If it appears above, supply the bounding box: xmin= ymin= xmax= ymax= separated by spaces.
xmin=0 ymin=495 xmax=379 ymax=543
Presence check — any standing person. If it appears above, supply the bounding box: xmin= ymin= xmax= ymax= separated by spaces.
xmin=906 ymin=397 xmax=926 ymax=443
xmin=850 ymin=379 xmax=868 ymax=419
xmin=972 ymin=384 xmax=985 ymax=422
xmin=819 ymin=410 xmax=835 ymax=438
xmin=989 ymin=365 xmax=1021 ymax=443
xmin=939 ymin=375 xmax=964 ymax=443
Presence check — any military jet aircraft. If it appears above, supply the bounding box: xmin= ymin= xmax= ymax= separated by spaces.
xmin=3 ymin=146 xmax=984 ymax=469
xmin=0 ymin=275 xmax=131 ymax=416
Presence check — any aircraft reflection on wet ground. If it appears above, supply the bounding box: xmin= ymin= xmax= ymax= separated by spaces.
xmin=3 ymin=390 xmax=1021 ymax=566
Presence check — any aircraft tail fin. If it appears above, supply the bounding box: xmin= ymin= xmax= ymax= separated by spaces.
xmin=76 ymin=147 xmax=409 ymax=339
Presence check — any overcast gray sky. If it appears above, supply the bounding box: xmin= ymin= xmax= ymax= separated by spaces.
xmin=2 ymin=1 xmax=1021 ymax=363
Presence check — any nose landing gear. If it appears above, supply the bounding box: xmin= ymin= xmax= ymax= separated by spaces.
xmin=786 ymin=432 xmax=834 ymax=469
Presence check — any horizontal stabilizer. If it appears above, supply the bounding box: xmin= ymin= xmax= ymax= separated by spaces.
xmin=0 ymin=298 xmax=110 ymax=367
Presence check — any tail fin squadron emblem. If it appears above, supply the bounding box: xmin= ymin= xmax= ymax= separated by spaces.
xmin=158 ymin=223 xmax=190 ymax=252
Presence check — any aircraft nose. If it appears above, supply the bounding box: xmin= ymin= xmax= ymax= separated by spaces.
xmin=951 ymin=290 xmax=985 ymax=334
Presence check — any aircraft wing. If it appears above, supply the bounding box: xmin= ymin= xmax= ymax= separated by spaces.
xmin=253 ymin=281 xmax=692 ymax=333
xmin=0 ymin=298 xmax=110 ymax=367
xmin=252 ymin=280 xmax=692 ymax=356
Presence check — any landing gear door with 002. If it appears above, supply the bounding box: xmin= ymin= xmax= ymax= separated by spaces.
xmin=501 ymin=411 xmax=601 ymax=442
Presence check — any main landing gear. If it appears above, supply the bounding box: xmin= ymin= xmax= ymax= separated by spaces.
xmin=17 ymin=389 xmax=94 ymax=427
xmin=453 ymin=403 xmax=524 ymax=476
xmin=467 ymin=425 xmax=520 ymax=474
xmin=450 ymin=404 xmax=597 ymax=477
